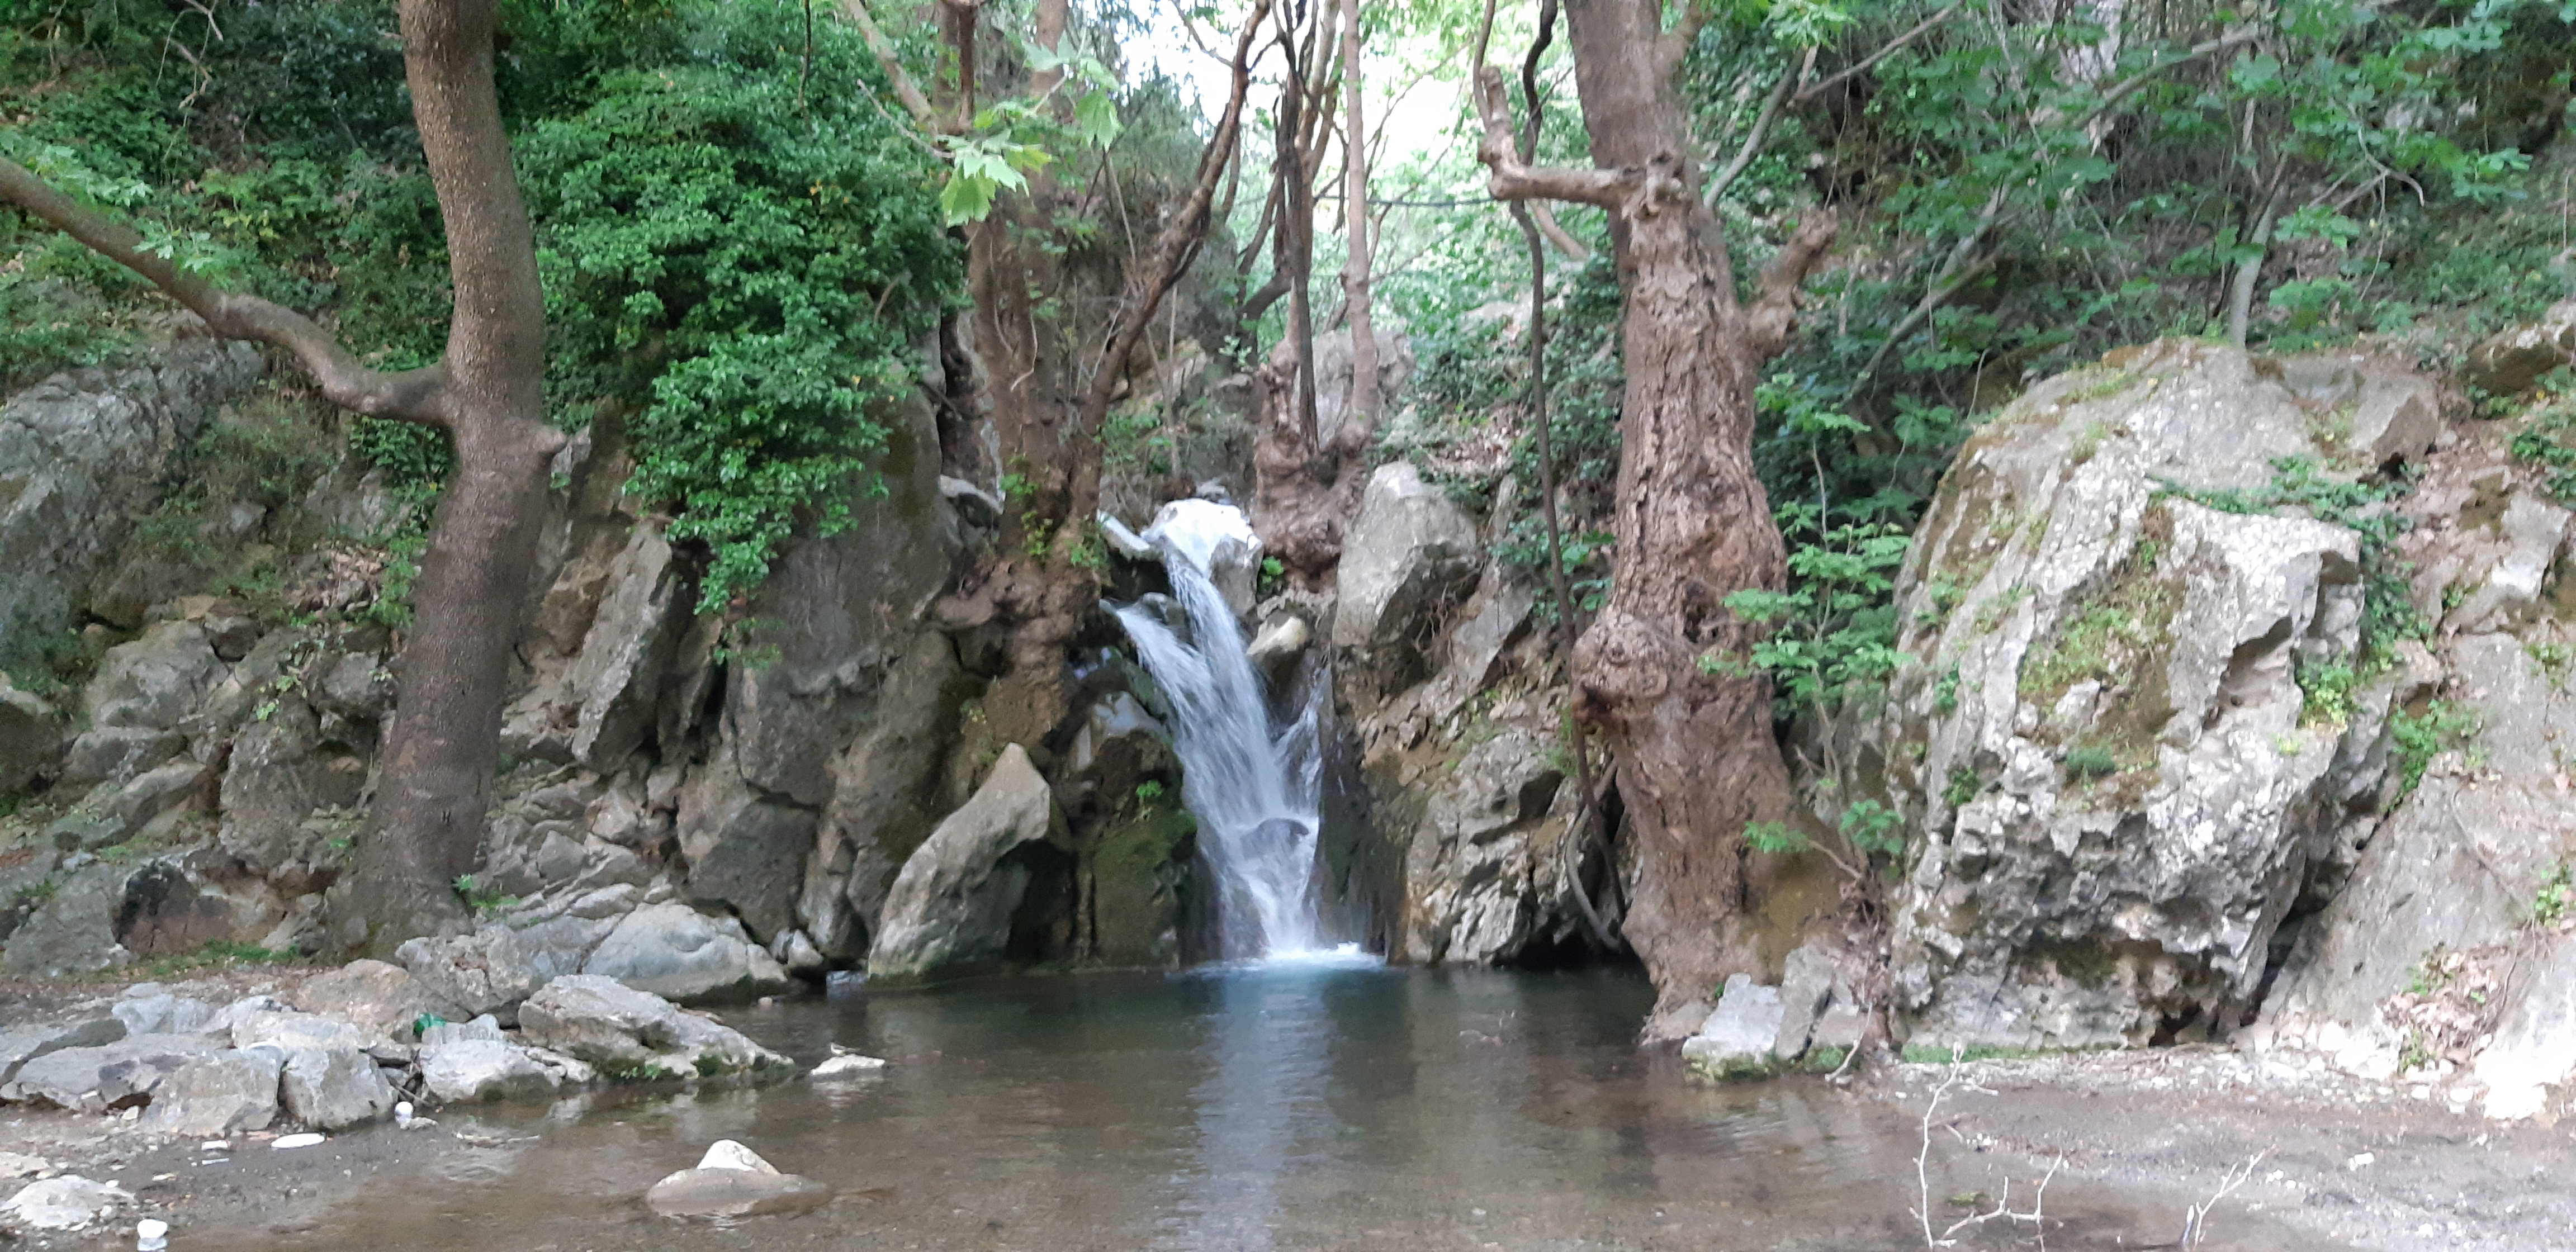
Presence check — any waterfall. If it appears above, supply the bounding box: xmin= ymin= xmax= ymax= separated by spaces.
xmin=1111 ymin=500 xmax=1325 ymax=958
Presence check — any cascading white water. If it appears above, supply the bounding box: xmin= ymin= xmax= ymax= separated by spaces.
xmin=1112 ymin=500 xmax=1325 ymax=958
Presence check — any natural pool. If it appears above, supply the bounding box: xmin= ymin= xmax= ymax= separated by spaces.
xmin=171 ymin=960 xmax=2340 ymax=1251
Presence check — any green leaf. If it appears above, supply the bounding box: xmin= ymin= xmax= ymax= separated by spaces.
xmin=1074 ymin=89 xmax=1123 ymax=149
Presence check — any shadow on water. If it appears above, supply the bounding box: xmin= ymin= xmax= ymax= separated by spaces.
xmin=186 ymin=965 xmax=2350 ymax=1251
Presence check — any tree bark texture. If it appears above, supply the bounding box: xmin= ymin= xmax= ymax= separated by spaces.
xmin=342 ymin=0 xmax=560 ymax=954
xmin=1336 ymin=0 xmax=1380 ymax=443
xmin=1471 ymin=0 xmax=1836 ymax=1035
xmin=0 ymin=0 xmax=558 ymax=955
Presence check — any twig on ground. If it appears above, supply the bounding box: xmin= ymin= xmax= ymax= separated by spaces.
xmin=2177 ymin=1151 xmax=2266 ymax=1247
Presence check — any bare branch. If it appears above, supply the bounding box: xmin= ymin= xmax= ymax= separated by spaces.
xmin=1744 ymin=209 xmax=1840 ymax=359
xmin=1073 ymin=0 xmax=1273 ymax=444
xmin=1471 ymin=66 xmax=1633 ymax=209
xmin=1653 ymin=0 xmax=1707 ymax=84
xmin=1706 ymin=46 xmax=1815 ymax=208
xmin=1531 ymin=202 xmax=1592 ymax=260
xmin=836 ymin=0 xmax=941 ymax=133
xmin=1796 ymin=4 xmax=1961 ymax=103
xmin=0 ymin=156 xmax=449 ymax=424
xmin=2080 ymin=19 xmax=2268 ymax=127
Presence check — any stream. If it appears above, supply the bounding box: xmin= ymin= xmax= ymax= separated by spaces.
xmin=163 ymin=961 xmax=2345 ymax=1251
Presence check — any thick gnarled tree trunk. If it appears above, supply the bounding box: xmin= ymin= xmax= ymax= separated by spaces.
xmin=1 ymin=0 xmax=556 ymax=955
xmin=1471 ymin=0 xmax=1834 ymax=1037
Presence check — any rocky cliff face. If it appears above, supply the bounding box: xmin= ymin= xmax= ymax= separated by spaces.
xmin=0 ymin=338 xmax=1199 ymax=997
xmin=1835 ymin=336 xmax=2575 ymax=1118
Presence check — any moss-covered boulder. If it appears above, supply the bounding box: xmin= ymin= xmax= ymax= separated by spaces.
xmin=1850 ymin=339 xmax=2441 ymax=1052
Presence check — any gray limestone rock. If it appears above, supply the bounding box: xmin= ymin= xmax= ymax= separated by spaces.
xmin=137 ymin=1050 xmax=282 ymax=1136
xmin=0 ymin=1018 xmax=126 ymax=1084
xmin=278 ymin=1045 xmax=396 ymax=1129
xmin=288 ymin=959 xmax=458 ymax=1042
xmin=517 ymin=974 xmax=792 ymax=1078
xmin=418 ymin=1038 xmax=555 ymax=1104
xmin=1772 ymin=941 xmax=1842 ymax=1061
xmin=2463 ymin=298 xmax=2576 ymax=396
xmin=2257 ymin=634 xmax=2576 ymax=1118
xmin=1400 ymin=727 xmax=1583 ymax=966
xmin=217 ymin=699 xmax=366 ymax=876
xmin=44 ymin=760 xmax=211 ymax=851
xmin=82 ymin=621 xmax=224 ymax=731
xmin=1847 ymin=340 xmax=2425 ymax=1052
xmin=1682 ymin=975 xmax=1787 ymax=1079
xmin=3 ymin=1033 xmax=220 ymax=1110
xmin=580 ymin=903 xmax=790 ymax=1003
xmin=396 ymin=913 xmax=621 ymax=1023
xmin=643 ymin=1140 xmax=830 ymax=1219
xmin=56 ymin=726 xmax=184 ymax=790
xmin=0 ymin=675 xmax=61 ymax=793
xmin=1 ymin=862 xmax=132 ymax=978
xmin=867 ymin=744 xmax=1062 ymax=979
xmin=0 ymin=340 xmax=263 ymax=655
xmin=1332 ymin=463 xmax=1480 ymax=687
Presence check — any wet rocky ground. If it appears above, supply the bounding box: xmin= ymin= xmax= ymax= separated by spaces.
xmin=1867 ymin=1048 xmax=2576 ymax=1252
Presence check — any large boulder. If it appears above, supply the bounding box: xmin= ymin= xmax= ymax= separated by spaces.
xmin=675 ymin=750 xmax=816 ymax=943
xmin=396 ymin=911 xmax=623 ymax=1022
xmin=1 ymin=862 xmax=132 ymax=978
xmin=1681 ymin=974 xmax=1788 ymax=1079
xmin=2463 ymin=298 xmax=2576 ymax=396
xmin=0 ymin=675 xmax=63 ymax=793
xmin=56 ymin=726 xmax=184 ymax=790
xmin=580 ymin=903 xmax=790 ymax=1003
xmin=277 ymin=1045 xmax=397 ymax=1130
xmin=289 ymin=959 xmax=458 ymax=1042
xmin=81 ymin=621 xmax=225 ymax=731
xmin=137 ymin=1050 xmax=282 ymax=1136
xmin=44 ymin=760 xmax=212 ymax=851
xmin=517 ymin=975 xmax=791 ymax=1078
xmin=1400 ymin=727 xmax=1585 ymax=966
xmin=2255 ymin=634 xmax=2576 ymax=1118
xmin=800 ymin=633 xmax=964 ymax=960
xmin=217 ymin=699 xmax=367 ymax=876
xmin=1849 ymin=340 xmax=2433 ymax=1052
xmin=0 ymin=1018 xmax=125 ymax=1084
xmin=1332 ymin=463 xmax=1480 ymax=691
xmin=1 ymin=1033 xmax=221 ymax=1109
xmin=868 ymin=744 xmax=1064 ymax=979
xmin=418 ymin=1038 xmax=555 ymax=1104
xmin=0 ymin=340 xmax=262 ymax=653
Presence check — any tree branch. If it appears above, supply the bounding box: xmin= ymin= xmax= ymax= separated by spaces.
xmin=1744 ymin=209 xmax=1839 ymax=359
xmin=1073 ymin=0 xmax=1272 ymax=444
xmin=1531 ymin=201 xmax=1592 ymax=260
xmin=1654 ymin=0 xmax=1707 ymax=84
xmin=1471 ymin=67 xmax=1633 ymax=209
xmin=0 ymin=156 xmax=449 ymax=423
xmin=1706 ymin=46 xmax=1814 ymax=208
xmin=1795 ymin=3 xmax=1961 ymax=103
xmin=836 ymin=0 xmax=942 ymax=133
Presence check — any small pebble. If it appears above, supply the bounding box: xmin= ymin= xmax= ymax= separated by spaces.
xmin=272 ymin=1133 xmax=327 ymax=1150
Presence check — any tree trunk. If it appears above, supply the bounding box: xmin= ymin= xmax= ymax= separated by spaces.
xmin=1336 ymin=0 xmax=1379 ymax=445
xmin=0 ymin=0 xmax=556 ymax=955
xmin=339 ymin=0 xmax=559 ymax=953
xmin=1466 ymin=0 xmax=1835 ymax=1037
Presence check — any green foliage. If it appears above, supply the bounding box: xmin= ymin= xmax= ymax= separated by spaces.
xmin=452 ymin=874 xmax=519 ymax=918
xmin=2062 ymin=745 xmax=2119 ymax=780
xmin=2389 ymin=699 xmax=2480 ymax=803
xmin=2508 ymin=371 xmax=2576 ymax=502
xmin=516 ymin=0 xmax=960 ymax=612
xmin=2531 ymin=861 xmax=2573 ymax=929
xmin=2298 ymin=656 xmax=2362 ymax=728
xmin=1718 ymin=521 xmax=1911 ymax=712
xmin=1943 ymin=766 xmax=1980 ymax=808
